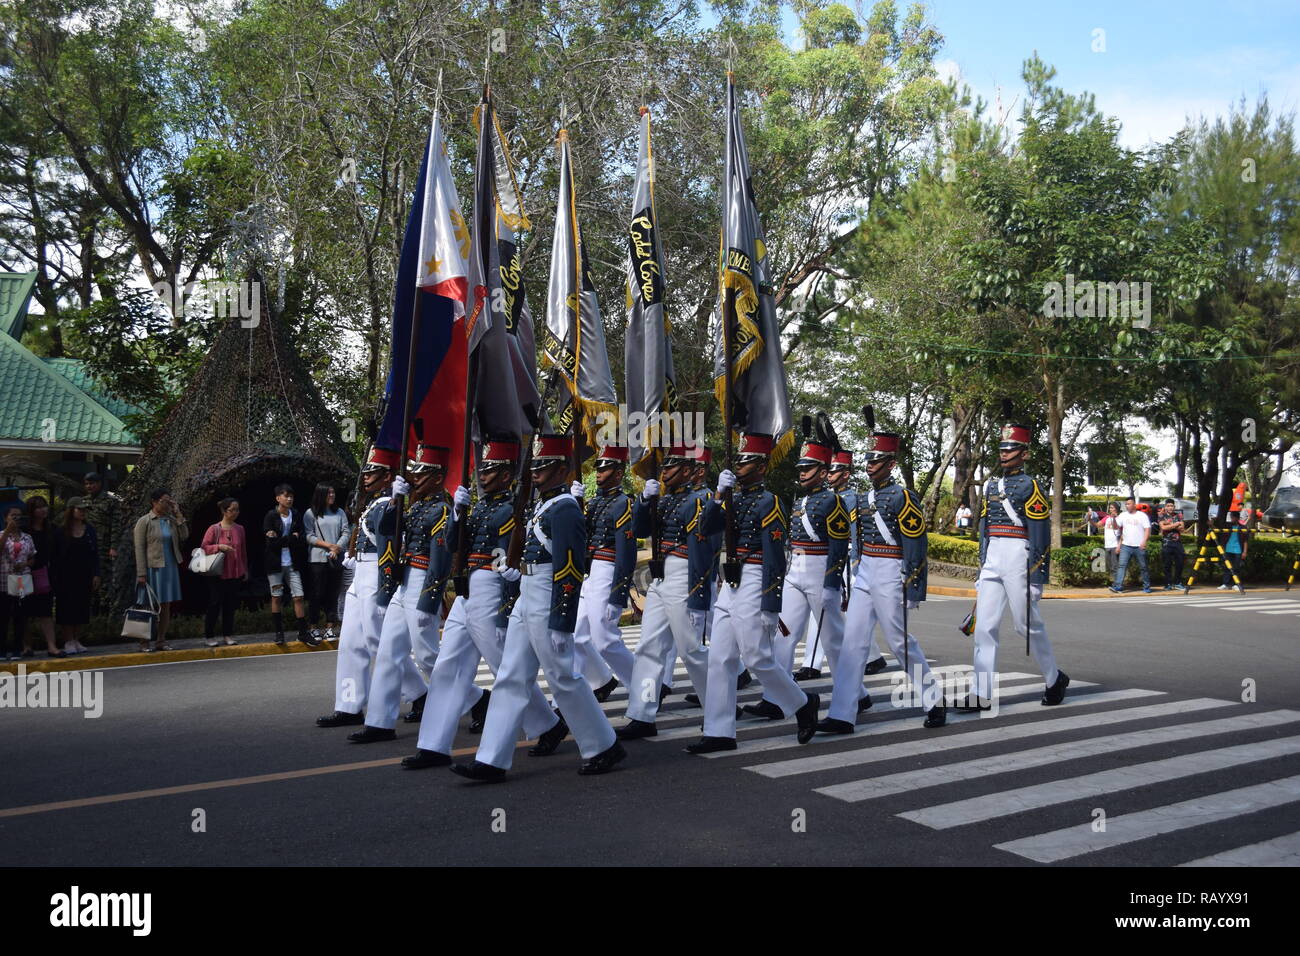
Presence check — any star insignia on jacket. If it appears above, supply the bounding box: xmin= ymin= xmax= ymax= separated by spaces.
xmin=562 ymin=582 xmax=575 ymax=594
xmin=770 ymin=529 xmax=782 ymax=540
xmin=902 ymin=514 xmax=921 ymax=532
xmin=830 ymin=517 xmax=847 ymax=534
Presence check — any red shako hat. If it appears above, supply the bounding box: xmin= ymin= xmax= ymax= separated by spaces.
xmin=531 ymin=434 xmax=572 ymax=463
xmin=736 ymin=432 xmax=774 ymax=461
xmin=408 ymin=444 xmax=449 ymax=473
xmin=866 ymin=433 xmax=901 ymax=462
xmin=363 ymin=446 xmax=401 ymax=473
xmin=797 ymin=441 xmax=833 ymax=467
xmin=594 ymin=446 xmax=629 ymax=467
xmin=999 ymin=423 xmax=1032 ymax=450
xmin=831 ymin=450 xmax=853 ymax=471
xmin=479 ymin=439 xmax=520 ymax=467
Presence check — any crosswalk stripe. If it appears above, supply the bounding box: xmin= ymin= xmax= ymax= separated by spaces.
xmin=1259 ymin=609 xmax=1300 ymax=615
xmin=816 ymin=709 xmax=1300 ymax=804
xmin=746 ymin=697 xmax=1230 ymax=778
xmin=897 ymin=734 xmax=1300 ymax=829
xmin=641 ymin=673 xmax=1046 ymax=741
xmin=1177 ymin=829 xmax=1300 ymax=867
xmin=992 ymin=775 xmax=1300 ymax=863
xmin=1208 ymin=601 xmax=1300 ymax=610
xmin=702 ymin=683 xmax=1124 ymax=759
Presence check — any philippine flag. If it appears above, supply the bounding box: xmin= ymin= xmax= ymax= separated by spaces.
xmin=378 ymin=110 xmax=471 ymax=482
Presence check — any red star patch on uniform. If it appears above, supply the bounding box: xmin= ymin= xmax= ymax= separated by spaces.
xmin=562 ymin=583 xmax=575 ymax=594
xmin=771 ymin=530 xmax=783 ymax=540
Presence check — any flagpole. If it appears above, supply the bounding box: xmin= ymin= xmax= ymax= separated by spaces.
xmin=720 ymin=72 xmax=740 ymax=587
xmin=452 ymin=85 xmax=493 ymax=597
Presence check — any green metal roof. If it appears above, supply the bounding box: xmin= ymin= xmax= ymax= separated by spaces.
xmin=0 ymin=272 xmax=37 ymax=340
xmin=0 ymin=330 xmax=139 ymax=448
xmin=43 ymin=357 xmax=142 ymax=422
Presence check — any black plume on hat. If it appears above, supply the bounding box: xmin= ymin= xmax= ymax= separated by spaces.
xmin=862 ymin=405 xmax=875 ymax=431
xmin=816 ymin=411 xmax=842 ymax=453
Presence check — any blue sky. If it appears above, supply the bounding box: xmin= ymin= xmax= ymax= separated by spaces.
xmin=870 ymin=0 xmax=1300 ymax=147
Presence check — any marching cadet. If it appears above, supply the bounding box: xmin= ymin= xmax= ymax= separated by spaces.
xmin=963 ymin=422 xmax=1068 ymax=710
xmin=401 ymin=438 xmax=558 ymax=770
xmin=745 ymin=434 xmax=849 ymax=719
xmin=316 ymin=446 xmax=420 ymax=728
xmin=451 ymin=434 xmax=626 ymax=780
xmin=817 ymin=431 xmax=946 ymax=733
xmin=618 ymin=444 xmax=720 ymax=739
xmin=347 ymin=442 xmax=452 ymax=743
xmin=568 ymin=445 xmax=638 ymax=699
xmin=687 ymin=433 xmax=820 ymax=754
xmin=797 ymin=450 xmax=886 ymax=678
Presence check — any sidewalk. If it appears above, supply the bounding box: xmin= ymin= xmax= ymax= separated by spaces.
xmin=927 ymin=572 xmax=1294 ymax=600
xmin=1 ymin=631 xmax=334 ymax=676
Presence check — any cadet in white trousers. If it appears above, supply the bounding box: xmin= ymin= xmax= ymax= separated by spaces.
xmin=349 ymin=443 xmax=453 ymax=741
xmin=402 ymin=440 xmax=560 ymax=769
xmin=750 ymin=432 xmax=849 ymax=718
xmin=452 ymin=435 xmax=626 ymax=781
xmin=686 ymin=433 xmax=821 ymax=754
xmin=819 ymin=428 xmax=946 ymax=733
xmin=965 ymin=420 xmax=1068 ymax=710
xmin=618 ymin=444 xmax=718 ymax=737
xmin=317 ymin=446 xmax=404 ymax=728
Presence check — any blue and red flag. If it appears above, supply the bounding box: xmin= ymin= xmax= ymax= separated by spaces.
xmin=378 ymin=110 xmax=471 ymax=480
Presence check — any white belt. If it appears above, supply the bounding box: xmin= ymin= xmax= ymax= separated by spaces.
xmin=355 ymin=553 xmax=378 ymax=563
xmin=521 ymin=561 xmax=552 ymax=576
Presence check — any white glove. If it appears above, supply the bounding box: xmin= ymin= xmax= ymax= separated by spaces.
xmin=603 ymin=603 xmax=623 ymax=626
xmin=391 ymin=475 xmax=411 ymax=497
xmin=906 ymin=599 xmax=920 ymax=611
xmin=341 ymin=555 xmax=357 ymax=571
xmin=549 ymin=629 xmax=572 ymax=654
xmin=416 ymin=611 xmax=436 ymax=630
xmin=717 ymin=469 xmax=737 ymax=493
xmin=499 ymin=566 xmax=521 ymax=583
xmin=822 ymin=588 xmax=841 ymax=608
xmin=688 ymin=608 xmax=707 ymax=632
xmin=642 ymin=479 xmax=660 ymax=500
xmin=760 ymin=610 xmax=779 ymax=629
xmin=570 ymin=480 xmax=585 ymax=498
xmin=453 ymin=485 xmax=470 ymax=508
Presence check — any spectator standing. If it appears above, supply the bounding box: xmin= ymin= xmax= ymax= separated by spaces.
xmin=54 ymin=498 xmax=99 ymax=654
xmin=1219 ymin=512 xmax=1249 ymax=592
xmin=81 ymin=472 xmax=122 ymax=612
xmin=955 ymin=503 xmax=973 ymax=536
xmin=132 ymin=488 xmax=187 ymax=651
xmin=1110 ymin=498 xmax=1152 ymax=593
xmin=200 ymin=498 xmax=248 ymax=647
xmin=1158 ymin=498 xmax=1186 ymax=590
xmin=1101 ymin=502 xmax=1120 ymax=581
xmin=304 ymin=483 xmax=350 ymax=643
xmin=1 ymin=504 xmax=34 ymax=661
xmin=262 ymin=484 xmax=312 ymax=645
xmin=24 ymin=496 xmax=63 ymax=657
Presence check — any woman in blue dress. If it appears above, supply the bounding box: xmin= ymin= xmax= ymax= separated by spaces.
xmin=132 ymin=488 xmax=188 ymax=651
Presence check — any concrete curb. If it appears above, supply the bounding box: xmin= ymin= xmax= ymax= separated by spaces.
xmin=928 ymin=584 xmax=1296 ymax=600
xmin=0 ymin=639 xmax=335 ymax=675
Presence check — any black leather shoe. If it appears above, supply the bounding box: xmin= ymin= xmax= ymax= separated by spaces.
xmin=924 ymin=703 xmax=947 ymax=728
xmin=593 ymin=677 xmax=619 ymax=702
xmin=469 ymin=688 xmax=490 ymax=733
xmin=684 ymin=736 xmax=736 ymax=754
xmin=865 ymin=656 xmax=887 ymax=675
xmin=528 ymin=716 xmax=569 ymax=756
xmin=1042 ymin=670 xmax=1070 ymax=706
xmin=857 ymin=695 xmax=873 ymax=714
xmin=616 ymin=719 xmax=657 ymax=739
xmin=403 ymin=693 xmax=427 ymax=723
xmin=957 ymin=696 xmax=992 ymax=713
xmin=742 ymin=699 xmax=784 ymax=720
xmin=659 ymin=684 xmax=671 ymax=704
xmin=815 ymin=717 xmax=854 ymax=735
xmin=578 ymin=741 xmax=627 ymax=775
xmin=316 ymin=710 xmax=364 ymax=728
xmin=793 ymin=666 xmax=821 ymax=681
xmin=684 ymin=693 xmax=700 ymax=706
xmin=401 ymin=749 xmax=451 ymax=769
xmin=450 ymin=761 xmax=506 ymax=782
xmin=736 ymin=669 xmax=753 ymax=690
xmin=795 ymin=692 xmax=820 ymax=744
xmin=348 ymin=726 xmax=396 ymax=743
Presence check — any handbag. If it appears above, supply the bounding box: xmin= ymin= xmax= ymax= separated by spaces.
xmin=31 ymin=565 xmax=51 ymax=594
xmin=6 ymin=571 xmax=34 ymax=598
xmin=190 ymin=546 xmax=226 ymax=577
xmin=121 ymin=583 xmax=160 ymax=642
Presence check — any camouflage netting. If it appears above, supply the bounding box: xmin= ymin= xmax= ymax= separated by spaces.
xmin=111 ymin=275 xmax=356 ymax=609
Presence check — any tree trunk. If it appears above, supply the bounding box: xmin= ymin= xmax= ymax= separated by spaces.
xmin=1172 ymin=421 xmax=1187 ymax=498
xmin=1044 ymin=371 xmax=1066 ymax=550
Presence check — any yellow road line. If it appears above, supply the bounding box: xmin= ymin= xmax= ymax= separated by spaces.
xmin=0 ymin=740 xmax=533 ymax=819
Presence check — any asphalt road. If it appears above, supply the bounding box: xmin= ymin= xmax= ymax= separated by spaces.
xmin=3 ymin=591 xmax=1298 ymax=867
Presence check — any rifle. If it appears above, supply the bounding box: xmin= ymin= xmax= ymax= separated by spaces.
xmin=505 ymin=440 xmax=535 ymax=570
xmin=720 ymin=287 xmax=740 ymax=587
